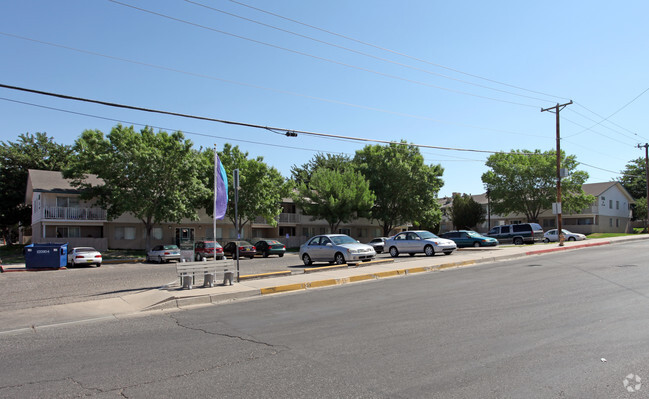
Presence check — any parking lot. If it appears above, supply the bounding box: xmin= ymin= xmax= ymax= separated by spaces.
xmin=0 ymin=248 xmax=501 ymax=313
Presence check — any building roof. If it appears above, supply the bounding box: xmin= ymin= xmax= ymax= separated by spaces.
xmin=25 ymin=169 xmax=103 ymax=202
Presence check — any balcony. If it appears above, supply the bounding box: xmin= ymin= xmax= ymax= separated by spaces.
xmin=252 ymin=213 xmax=301 ymax=226
xmin=39 ymin=206 xmax=107 ymax=222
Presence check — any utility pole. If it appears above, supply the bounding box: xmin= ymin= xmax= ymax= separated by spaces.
xmin=637 ymin=143 xmax=649 ymax=232
xmin=541 ymin=101 xmax=572 ymax=246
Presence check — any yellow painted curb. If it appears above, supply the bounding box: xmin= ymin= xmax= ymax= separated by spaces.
xmin=374 ymin=270 xmax=400 ymax=278
xmin=260 ymin=283 xmax=306 ymax=295
xmin=437 ymin=260 xmax=476 ymax=270
xmin=307 ymin=279 xmax=340 ymax=288
xmin=239 ymin=271 xmax=292 ymax=280
xmin=348 ymin=274 xmax=375 ymax=283
xmin=406 ymin=266 xmax=430 ymax=274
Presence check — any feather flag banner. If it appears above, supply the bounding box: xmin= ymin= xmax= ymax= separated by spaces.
xmin=214 ymin=151 xmax=228 ymax=220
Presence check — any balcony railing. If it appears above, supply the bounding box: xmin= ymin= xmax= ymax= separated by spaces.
xmin=252 ymin=213 xmax=301 ymax=225
xmin=41 ymin=206 xmax=106 ymax=221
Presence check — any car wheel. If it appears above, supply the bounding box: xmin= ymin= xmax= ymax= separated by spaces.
xmin=389 ymin=247 xmax=399 ymax=257
xmin=424 ymin=245 xmax=435 ymax=256
xmin=248 ymin=256 xmax=255 ymax=259
xmin=443 ymin=251 xmax=453 ymax=255
xmin=302 ymin=254 xmax=312 ymax=266
xmin=543 ymin=238 xmax=550 ymax=243
xmin=95 ymin=263 xmax=101 ymax=267
xmin=568 ymin=236 xmax=576 ymax=241
xmin=473 ymin=242 xmax=480 ymax=248
xmin=409 ymin=253 xmax=416 ymax=257
xmin=279 ymin=253 xmax=284 ymax=257
xmin=513 ymin=237 xmax=523 ymax=245
xmin=334 ymin=253 xmax=345 ymax=265
xmin=263 ymin=251 xmax=269 ymax=258
xmin=157 ymin=256 xmax=163 ymax=264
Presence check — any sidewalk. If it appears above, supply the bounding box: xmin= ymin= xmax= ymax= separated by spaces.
xmin=1 ymin=235 xmax=646 ymax=335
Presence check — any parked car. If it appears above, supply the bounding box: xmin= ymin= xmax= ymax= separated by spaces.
xmin=440 ymin=230 xmax=499 ymax=248
xmin=254 ymin=239 xmax=286 ymax=258
xmin=67 ymin=247 xmax=102 ymax=267
xmin=194 ymin=240 xmax=224 ymax=261
xmin=300 ymin=234 xmax=376 ymax=266
xmin=486 ymin=223 xmax=543 ymax=245
xmin=543 ymin=229 xmax=587 ymax=243
xmin=385 ymin=230 xmax=457 ymax=257
xmin=223 ymin=241 xmax=256 ymax=259
xmin=367 ymin=237 xmax=388 ymax=254
xmin=147 ymin=244 xmax=181 ymax=263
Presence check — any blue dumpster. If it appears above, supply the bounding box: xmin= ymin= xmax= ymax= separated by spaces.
xmin=24 ymin=243 xmax=68 ymax=269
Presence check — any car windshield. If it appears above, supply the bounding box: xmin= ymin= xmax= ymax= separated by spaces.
xmin=163 ymin=245 xmax=179 ymax=250
xmin=466 ymin=232 xmax=482 ymax=238
xmin=331 ymin=235 xmax=357 ymax=245
xmin=266 ymin=240 xmax=281 ymax=245
xmin=204 ymin=242 xmax=218 ymax=248
xmin=418 ymin=231 xmax=439 ymax=239
xmin=75 ymin=247 xmax=97 ymax=253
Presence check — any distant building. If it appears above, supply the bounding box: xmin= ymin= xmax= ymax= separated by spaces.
xmin=25 ymin=169 xmax=387 ymax=250
xmin=439 ymin=182 xmax=634 ymax=234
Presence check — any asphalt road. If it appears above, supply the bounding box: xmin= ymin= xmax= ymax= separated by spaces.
xmin=1 ymin=241 xmax=648 ymax=398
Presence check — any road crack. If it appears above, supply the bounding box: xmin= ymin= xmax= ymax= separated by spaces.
xmin=168 ymin=314 xmax=287 ymax=350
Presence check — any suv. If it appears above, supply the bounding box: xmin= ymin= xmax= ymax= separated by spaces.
xmin=194 ymin=240 xmax=224 ymax=261
xmin=486 ymin=223 xmax=543 ymax=245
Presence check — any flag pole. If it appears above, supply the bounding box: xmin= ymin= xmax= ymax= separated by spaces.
xmin=213 ymin=144 xmax=217 ymax=261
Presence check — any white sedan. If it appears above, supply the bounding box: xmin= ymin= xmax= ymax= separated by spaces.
xmin=543 ymin=229 xmax=587 ymax=243
xmin=67 ymin=247 xmax=102 ymax=267
xmin=384 ymin=230 xmax=457 ymax=257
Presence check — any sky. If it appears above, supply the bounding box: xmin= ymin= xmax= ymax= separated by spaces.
xmin=1 ymin=0 xmax=648 ymax=198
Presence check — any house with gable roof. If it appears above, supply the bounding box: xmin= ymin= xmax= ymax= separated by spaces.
xmin=440 ymin=182 xmax=634 ymax=234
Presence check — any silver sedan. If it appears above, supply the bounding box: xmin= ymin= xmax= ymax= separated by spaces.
xmin=384 ymin=230 xmax=457 ymax=257
xmin=300 ymin=234 xmax=376 ymax=266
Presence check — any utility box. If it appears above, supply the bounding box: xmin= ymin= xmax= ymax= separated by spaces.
xmin=24 ymin=243 xmax=68 ymax=269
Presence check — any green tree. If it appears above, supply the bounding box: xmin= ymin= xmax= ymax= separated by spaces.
xmin=450 ymin=193 xmax=486 ymax=230
xmin=634 ymin=197 xmax=648 ymax=232
xmin=0 ymin=133 xmax=72 ymax=244
xmin=618 ymin=157 xmax=645 ymax=199
xmin=63 ymin=125 xmax=209 ymax=251
xmin=214 ymin=144 xmax=286 ymax=237
xmin=481 ymin=149 xmax=594 ymax=223
xmin=353 ymin=142 xmax=444 ymax=236
xmin=293 ymin=167 xmax=375 ymax=234
xmin=290 ymin=153 xmax=352 ymax=187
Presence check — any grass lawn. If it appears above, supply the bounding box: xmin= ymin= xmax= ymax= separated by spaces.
xmin=587 ymin=232 xmax=644 ymax=239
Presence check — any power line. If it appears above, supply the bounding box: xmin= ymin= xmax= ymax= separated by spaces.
xmin=107 ymin=0 xmax=543 ymax=109
xmin=183 ymin=0 xmax=556 ymax=104
xmin=226 ymin=0 xmax=570 ymax=102
xmin=0 ymin=83 xmax=505 ymax=154
xmin=0 ymin=96 xmax=351 ymax=156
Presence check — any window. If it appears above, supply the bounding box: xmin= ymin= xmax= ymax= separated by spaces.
xmin=358 ymin=228 xmax=366 ymax=238
xmin=153 ymin=227 xmax=163 ymax=240
xmin=601 ymin=196 xmax=606 ymax=206
xmin=616 ymin=219 xmax=619 ymax=227
xmin=609 ymin=218 xmax=613 ymax=227
xmin=609 ymin=200 xmax=613 ymax=208
xmin=338 ymin=228 xmax=351 ymax=235
xmin=616 ymin=201 xmax=619 ymax=210
xmin=56 ymin=227 xmax=80 ymax=238
xmin=115 ymin=226 xmax=136 ymax=240
xmin=320 ymin=227 xmax=326 ymax=235
xmin=56 ymin=196 xmax=79 ymax=208
xmin=302 ymin=227 xmax=309 ymax=237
